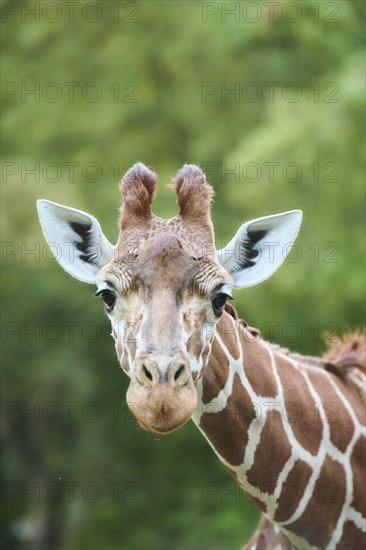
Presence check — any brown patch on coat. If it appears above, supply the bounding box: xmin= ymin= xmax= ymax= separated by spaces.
xmin=274 ymin=459 xmax=313 ymax=522
xmin=200 ymin=373 xmax=256 ymax=466
xmin=307 ymin=368 xmax=355 ymax=452
xmin=224 ymin=304 xmax=262 ymax=339
xmin=246 ymin=411 xmax=292 ymax=494
xmin=286 ymin=456 xmax=346 ymax=548
xmin=242 ymin=336 xmax=278 ymax=398
xmin=202 ymin=337 xmax=230 ymax=404
xmin=350 ymin=435 xmax=366 ymax=516
xmin=224 ymin=302 xmax=238 ymax=320
xmin=276 ymin=354 xmax=323 ymax=455
xmin=335 ymin=520 xmax=366 ymax=549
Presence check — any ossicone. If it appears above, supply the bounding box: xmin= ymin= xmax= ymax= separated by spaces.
xmin=172 ymin=164 xmax=214 ymax=222
xmin=119 ymin=162 xmax=157 ymax=229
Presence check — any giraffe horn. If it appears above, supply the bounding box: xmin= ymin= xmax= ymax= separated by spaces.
xmin=172 ymin=164 xmax=214 ymax=221
xmin=119 ymin=162 xmax=157 ymax=229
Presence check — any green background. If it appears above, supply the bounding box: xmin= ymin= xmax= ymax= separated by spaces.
xmin=2 ymin=1 xmax=365 ymax=549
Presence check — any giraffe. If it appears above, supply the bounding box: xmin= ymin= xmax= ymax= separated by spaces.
xmin=37 ymin=163 xmax=366 ymax=549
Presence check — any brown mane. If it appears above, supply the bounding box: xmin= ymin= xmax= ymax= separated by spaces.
xmin=224 ymin=304 xmax=366 ymax=378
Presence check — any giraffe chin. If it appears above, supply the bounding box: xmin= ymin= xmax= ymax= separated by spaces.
xmin=126 ymin=380 xmax=198 ymax=434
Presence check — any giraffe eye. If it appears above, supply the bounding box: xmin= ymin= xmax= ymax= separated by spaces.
xmin=95 ymin=289 xmax=116 ymax=312
xmin=211 ymin=293 xmax=233 ymax=317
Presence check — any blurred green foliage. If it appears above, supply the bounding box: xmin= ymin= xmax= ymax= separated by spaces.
xmin=1 ymin=1 xmax=365 ymax=549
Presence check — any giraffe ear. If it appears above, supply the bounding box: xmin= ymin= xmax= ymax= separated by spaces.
xmin=217 ymin=210 xmax=302 ymax=288
xmin=36 ymin=200 xmax=114 ymax=284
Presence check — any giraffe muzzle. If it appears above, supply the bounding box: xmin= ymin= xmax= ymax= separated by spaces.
xmin=135 ymin=355 xmax=190 ymax=388
xmin=126 ymin=354 xmax=198 ymax=434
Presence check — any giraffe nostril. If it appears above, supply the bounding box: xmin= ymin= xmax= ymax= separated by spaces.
xmin=174 ymin=364 xmax=186 ymax=382
xmin=142 ymin=364 xmax=153 ymax=381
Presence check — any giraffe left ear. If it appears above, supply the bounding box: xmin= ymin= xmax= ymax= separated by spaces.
xmin=217 ymin=210 xmax=303 ymax=288
xmin=36 ymin=200 xmax=114 ymax=284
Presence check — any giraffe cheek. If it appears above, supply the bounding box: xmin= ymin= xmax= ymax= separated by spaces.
xmin=115 ymin=340 xmax=124 ymax=363
xmin=114 ymin=340 xmax=131 ymax=375
xmin=121 ymin=352 xmax=131 ymax=375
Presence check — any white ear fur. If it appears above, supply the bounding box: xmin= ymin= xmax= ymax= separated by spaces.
xmin=217 ymin=210 xmax=302 ymax=288
xmin=36 ymin=200 xmax=114 ymax=284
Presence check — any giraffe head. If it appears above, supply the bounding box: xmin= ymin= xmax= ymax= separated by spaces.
xmin=37 ymin=163 xmax=302 ymax=434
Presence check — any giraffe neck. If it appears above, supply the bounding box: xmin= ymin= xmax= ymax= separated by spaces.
xmin=192 ymin=311 xmax=366 ymax=549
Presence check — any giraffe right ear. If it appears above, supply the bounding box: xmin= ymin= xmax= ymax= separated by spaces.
xmin=36 ymin=200 xmax=114 ymax=284
xmin=217 ymin=210 xmax=303 ymax=288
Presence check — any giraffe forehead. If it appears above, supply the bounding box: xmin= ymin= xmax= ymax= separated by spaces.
xmin=108 ymin=216 xmax=229 ymax=294
xmin=135 ymin=234 xmax=200 ymax=289
xmin=155 ymin=223 xmax=210 ymax=258
xmin=145 ymin=233 xmax=185 ymax=260
xmin=136 ymin=232 xmax=231 ymax=295
xmin=117 ymin=214 xmax=215 ymax=260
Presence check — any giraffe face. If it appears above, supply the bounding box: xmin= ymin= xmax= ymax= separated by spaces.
xmin=37 ymin=162 xmax=302 ymax=434
xmin=96 ymin=225 xmax=232 ymax=434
